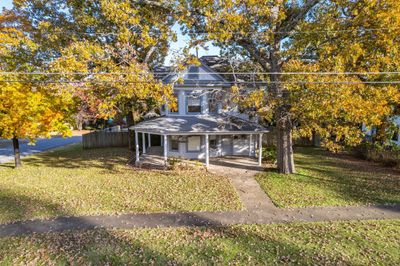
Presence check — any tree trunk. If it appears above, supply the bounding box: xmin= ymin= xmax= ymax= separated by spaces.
xmin=270 ymin=43 xmax=295 ymax=174
xmin=12 ymin=137 xmax=22 ymax=168
xmin=312 ymin=131 xmax=321 ymax=147
xmin=276 ymin=110 xmax=295 ymax=174
xmin=77 ymin=120 xmax=83 ymax=131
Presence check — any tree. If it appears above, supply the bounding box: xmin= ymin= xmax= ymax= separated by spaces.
xmin=50 ymin=41 xmax=175 ymax=125
xmin=0 ymin=23 xmax=73 ymax=168
xmin=12 ymin=0 xmax=176 ymax=66
xmin=233 ymin=60 xmax=399 ymax=152
xmin=11 ymin=0 xmax=177 ymax=126
xmin=179 ymin=0 xmax=400 ymax=173
xmin=288 ymin=0 xmax=400 ymax=148
xmin=179 ymin=0 xmax=322 ymax=173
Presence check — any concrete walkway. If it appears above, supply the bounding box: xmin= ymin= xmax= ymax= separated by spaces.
xmin=0 ymin=155 xmax=399 ymax=237
xmin=0 ymin=136 xmax=82 ymax=164
xmin=208 ymin=156 xmax=276 ymax=210
xmin=1 ymin=205 xmax=398 ymax=237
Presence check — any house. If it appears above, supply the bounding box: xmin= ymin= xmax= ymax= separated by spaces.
xmin=363 ymin=116 xmax=400 ymax=146
xmin=130 ymin=57 xmax=269 ymax=167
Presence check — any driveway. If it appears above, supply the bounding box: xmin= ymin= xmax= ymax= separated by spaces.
xmin=0 ymin=136 xmax=82 ymax=164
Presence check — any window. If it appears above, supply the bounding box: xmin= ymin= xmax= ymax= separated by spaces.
xmin=208 ymin=96 xmax=218 ymax=113
xmin=187 ymin=136 xmax=201 ymax=152
xmin=208 ymin=91 xmax=221 ymax=113
xmin=209 ymin=135 xmax=217 ymax=149
xmin=161 ymin=104 xmax=166 ymax=113
xmin=170 ymin=136 xmax=179 ymax=151
xmin=186 ymin=92 xmax=201 ymax=113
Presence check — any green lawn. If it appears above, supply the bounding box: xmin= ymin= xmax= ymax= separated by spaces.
xmin=0 ymin=220 xmax=398 ymax=264
xmin=256 ymin=147 xmax=400 ymax=207
xmin=0 ymin=144 xmax=242 ymax=224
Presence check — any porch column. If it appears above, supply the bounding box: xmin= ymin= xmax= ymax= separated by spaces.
xmin=148 ymin=133 xmax=151 ymax=147
xmin=205 ymin=134 xmax=209 ymax=167
xmin=249 ymin=134 xmax=253 ymax=156
xmin=163 ymin=135 xmax=168 ymax=165
xmin=142 ymin=133 xmax=146 ymax=154
xmin=135 ymin=131 xmax=140 ymax=165
xmin=258 ymin=133 xmax=263 ymax=166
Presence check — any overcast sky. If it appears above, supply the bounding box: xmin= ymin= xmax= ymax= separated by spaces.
xmin=0 ymin=0 xmax=220 ymax=65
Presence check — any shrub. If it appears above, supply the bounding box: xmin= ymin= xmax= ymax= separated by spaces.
xmin=262 ymin=146 xmax=277 ymax=163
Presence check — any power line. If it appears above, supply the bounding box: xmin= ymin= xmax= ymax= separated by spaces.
xmin=1 ymin=26 xmax=399 ymax=37
xmin=1 ymin=71 xmax=400 ymax=76
xmin=1 ymin=79 xmax=400 ymax=85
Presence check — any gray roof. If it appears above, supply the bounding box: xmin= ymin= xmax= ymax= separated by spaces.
xmin=130 ymin=115 xmax=269 ymax=135
xmin=154 ymin=61 xmax=232 ymax=88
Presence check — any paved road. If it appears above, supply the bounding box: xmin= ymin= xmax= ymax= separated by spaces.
xmin=0 ymin=136 xmax=82 ymax=164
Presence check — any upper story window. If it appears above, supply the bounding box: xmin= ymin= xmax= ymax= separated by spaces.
xmin=208 ymin=91 xmax=222 ymax=114
xmin=186 ymin=92 xmax=202 ymax=113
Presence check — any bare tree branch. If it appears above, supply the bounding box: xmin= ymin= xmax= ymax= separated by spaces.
xmin=278 ymin=0 xmax=323 ymax=39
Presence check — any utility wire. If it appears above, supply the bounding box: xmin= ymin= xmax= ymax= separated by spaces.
xmin=1 ymin=79 xmax=400 ymax=85
xmin=1 ymin=71 xmax=400 ymax=76
xmin=2 ymin=26 xmax=399 ymax=36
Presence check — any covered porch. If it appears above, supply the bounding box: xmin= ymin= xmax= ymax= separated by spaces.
xmin=133 ymin=133 xmax=265 ymax=168
xmin=130 ymin=115 xmax=269 ymax=168
xmin=137 ymin=145 xmax=265 ymax=171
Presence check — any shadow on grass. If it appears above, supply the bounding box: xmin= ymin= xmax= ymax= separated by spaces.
xmin=19 ymin=144 xmax=131 ymax=172
xmin=0 ymin=188 xmax=68 ymax=224
xmin=0 ymin=211 xmax=357 ymax=264
xmin=194 ymin=226 xmax=353 ymax=264
xmin=261 ymin=147 xmax=400 ymax=206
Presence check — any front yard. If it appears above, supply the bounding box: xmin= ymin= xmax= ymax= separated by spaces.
xmin=0 ymin=144 xmax=242 ymax=224
xmin=0 ymin=220 xmax=398 ymax=264
xmin=256 ymin=147 xmax=400 ymax=207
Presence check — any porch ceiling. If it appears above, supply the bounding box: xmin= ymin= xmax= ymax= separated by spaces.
xmin=130 ymin=115 xmax=269 ymax=135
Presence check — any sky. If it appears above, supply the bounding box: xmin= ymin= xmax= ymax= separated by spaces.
xmin=0 ymin=0 xmax=220 ymax=65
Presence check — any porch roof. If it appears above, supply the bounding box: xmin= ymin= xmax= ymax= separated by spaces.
xmin=130 ymin=115 xmax=269 ymax=135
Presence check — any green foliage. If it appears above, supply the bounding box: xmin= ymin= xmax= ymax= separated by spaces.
xmin=262 ymin=146 xmax=277 ymax=164
xmin=256 ymin=147 xmax=400 ymax=207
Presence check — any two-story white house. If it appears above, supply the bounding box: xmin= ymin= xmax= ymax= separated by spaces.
xmin=130 ymin=59 xmax=269 ymax=167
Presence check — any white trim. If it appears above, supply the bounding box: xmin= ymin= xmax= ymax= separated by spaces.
xmin=205 ymin=134 xmax=209 ymax=167
xmin=148 ymin=133 xmax=151 ymax=147
xmin=163 ymin=135 xmax=168 ymax=165
xmin=249 ymin=134 xmax=253 ymax=156
xmin=258 ymin=133 xmax=263 ymax=166
xmin=142 ymin=133 xmax=146 ymax=154
xmin=130 ymin=130 xmax=268 ymax=135
xmin=135 ymin=131 xmax=139 ymax=165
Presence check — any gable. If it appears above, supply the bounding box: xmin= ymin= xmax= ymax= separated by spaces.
xmin=162 ymin=63 xmax=231 ymax=87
